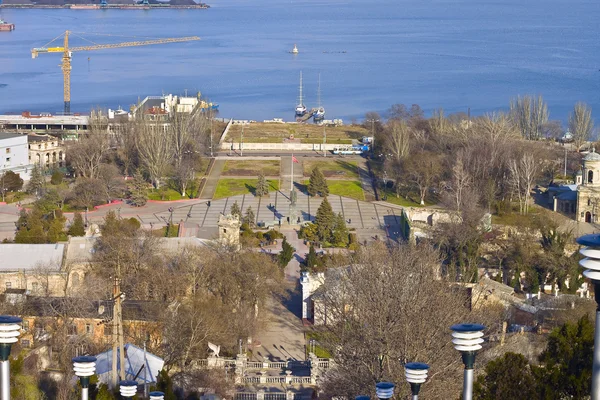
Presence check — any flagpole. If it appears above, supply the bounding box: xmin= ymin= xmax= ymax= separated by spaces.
xmin=291 ymin=153 xmax=294 ymax=192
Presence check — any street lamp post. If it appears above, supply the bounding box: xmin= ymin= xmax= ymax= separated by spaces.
xmin=375 ymin=382 xmax=395 ymax=400
xmin=405 ymin=362 xmax=429 ymax=400
xmin=451 ymin=323 xmax=485 ymax=400
xmin=72 ymin=356 xmax=96 ymax=400
xmin=0 ymin=316 xmax=21 ymax=400
xmin=119 ymin=380 xmax=138 ymax=400
xmin=576 ymin=233 xmax=600 ymax=399
xmin=149 ymin=391 xmax=165 ymax=400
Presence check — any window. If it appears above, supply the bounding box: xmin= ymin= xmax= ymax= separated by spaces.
xmin=67 ymin=324 xmax=77 ymax=335
xmin=85 ymin=324 xmax=93 ymax=335
xmin=589 ymin=199 xmax=592 ymax=206
xmin=5 ymin=282 xmax=11 ymax=289
xmin=104 ymin=324 xmax=111 ymax=336
xmin=21 ymin=340 xmax=30 ymax=348
xmin=5 ymin=157 xmax=10 ymax=165
xmin=31 ymin=282 xmax=38 ymax=292
xmin=5 ymin=148 xmax=10 ymax=154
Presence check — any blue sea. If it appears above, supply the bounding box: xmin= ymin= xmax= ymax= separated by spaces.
xmin=0 ymin=0 xmax=599 ymax=123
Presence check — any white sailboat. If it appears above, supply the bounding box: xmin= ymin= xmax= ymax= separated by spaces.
xmin=314 ymin=73 xmax=325 ymax=123
xmin=291 ymin=44 xmax=299 ymax=54
xmin=295 ymin=71 xmax=307 ymax=117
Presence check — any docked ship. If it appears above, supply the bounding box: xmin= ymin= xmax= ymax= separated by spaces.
xmin=0 ymin=19 xmax=15 ymax=32
xmin=314 ymin=73 xmax=325 ymax=123
xmin=295 ymin=71 xmax=307 ymax=117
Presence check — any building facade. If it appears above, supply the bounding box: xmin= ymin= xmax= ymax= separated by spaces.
xmin=0 ymin=133 xmax=33 ymax=181
xmin=27 ymin=133 xmax=65 ymax=169
xmin=576 ymin=150 xmax=600 ymax=223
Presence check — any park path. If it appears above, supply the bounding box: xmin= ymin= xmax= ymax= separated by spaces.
xmin=358 ymin=160 xmax=377 ymax=202
xmin=252 ymin=229 xmax=307 ymax=362
xmin=199 ymin=159 xmax=226 ymax=199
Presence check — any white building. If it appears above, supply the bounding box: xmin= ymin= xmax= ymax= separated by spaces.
xmin=0 ymin=133 xmax=33 ymax=180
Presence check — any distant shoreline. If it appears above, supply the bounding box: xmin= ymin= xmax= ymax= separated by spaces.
xmin=0 ymin=3 xmax=209 ymax=8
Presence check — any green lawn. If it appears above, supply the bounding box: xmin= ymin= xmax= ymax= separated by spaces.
xmin=306 ymin=331 xmax=332 ymax=358
xmin=327 ymin=180 xmax=365 ymax=201
xmin=378 ymin=188 xmax=434 ymax=207
xmin=214 ymin=178 xmax=279 ymax=199
xmin=304 ymin=160 xmax=360 ymax=179
xmin=222 ymin=160 xmax=280 ymax=177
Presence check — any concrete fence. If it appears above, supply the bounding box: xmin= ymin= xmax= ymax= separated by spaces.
xmin=219 ymin=142 xmax=344 ymax=151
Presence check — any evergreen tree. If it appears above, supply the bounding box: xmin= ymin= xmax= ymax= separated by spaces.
xmin=28 ymin=219 xmax=46 ymax=244
xmin=255 ymin=174 xmax=270 ymax=197
xmin=153 ymin=369 xmax=177 ymax=400
xmin=474 ymin=352 xmax=539 ymax=400
xmin=230 ymin=201 xmax=242 ymax=218
xmin=332 ymin=212 xmax=349 ymax=247
xmin=46 ymin=217 xmax=65 ymax=243
xmin=315 ymin=197 xmax=335 ymax=243
xmin=278 ymin=236 xmax=296 ymax=267
xmin=129 ymin=169 xmax=148 ymax=207
xmin=307 ymin=167 xmax=329 ymax=197
xmin=68 ymin=212 xmax=86 ymax=236
xmin=27 ymin=165 xmax=44 ymax=196
xmin=245 ymin=206 xmax=255 ymax=228
xmin=50 ymin=169 xmax=64 ymax=185
xmin=305 ymin=243 xmax=318 ymax=270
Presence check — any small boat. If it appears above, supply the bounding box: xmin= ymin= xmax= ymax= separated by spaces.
xmin=0 ymin=19 xmax=15 ymax=32
xmin=295 ymin=71 xmax=307 ymax=117
xmin=291 ymin=44 xmax=299 ymax=54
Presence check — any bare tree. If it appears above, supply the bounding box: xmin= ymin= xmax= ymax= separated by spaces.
xmin=508 ymin=153 xmax=537 ymax=214
xmin=509 ymin=95 xmax=549 ymax=140
xmin=448 ymin=154 xmax=472 ymax=212
xmin=97 ymin=163 xmax=126 ymax=204
xmin=381 ymin=120 xmax=411 ymax=161
xmin=316 ymin=243 xmax=500 ymax=399
xmin=429 ymin=108 xmax=447 ymax=136
xmin=569 ymin=102 xmax=594 ymax=151
xmin=66 ymin=133 xmax=110 ymax=179
xmin=406 ymin=152 xmax=442 ymax=205
xmin=135 ymin=120 xmax=174 ymax=188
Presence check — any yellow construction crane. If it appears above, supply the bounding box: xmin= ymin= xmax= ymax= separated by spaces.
xmin=31 ymin=31 xmax=200 ymax=114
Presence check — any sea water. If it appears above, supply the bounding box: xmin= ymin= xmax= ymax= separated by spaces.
xmin=0 ymin=0 xmax=598 ymax=122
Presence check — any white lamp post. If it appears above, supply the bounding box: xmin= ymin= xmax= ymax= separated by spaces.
xmin=405 ymin=362 xmax=429 ymax=400
xmin=0 ymin=316 xmax=22 ymax=400
xmin=577 ymin=234 xmax=600 ymax=399
xmin=375 ymin=382 xmax=395 ymax=400
xmin=451 ymin=323 xmax=485 ymax=400
xmin=119 ymin=380 xmax=137 ymax=399
xmin=72 ymin=356 xmax=96 ymax=400
xmin=149 ymin=391 xmax=165 ymax=400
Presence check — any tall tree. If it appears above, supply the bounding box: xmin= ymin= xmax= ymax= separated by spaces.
xmin=244 ymin=206 xmax=255 ymax=228
xmin=66 ymin=133 xmax=110 ymax=179
xmin=1 ymin=171 xmax=24 ymax=194
xmin=97 ymin=163 xmax=125 ymax=204
xmin=381 ymin=119 xmax=411 ymax=162
xmin=508 ymin=153 xmax=537 ymax=215
xmin=278 ymin=236 xmax=295 ymax=267
xmin=230 ymin=201 xmax=241 ymax=218
xmin=317 ymin=243 xmax=497 ymax=399
xmin=569 ymin=102 xmax=594 ymax=151
xmin=255 ymin=174 xmax=269 ymax=197
xmin=135 ymin=120 xmax=174 ymax=188
xmin=68 ymin=212 xmax=86 ymax=236
xmin=27 ymin=164 xmax=44 ymax=196
xmin=509 ymin=95 xmax=549 ymax=140
xmin=305 ymin=243 xmax=319 ymax=270
xmin=315 ymin=197 xmax=334 ymax=242
xmin=128 ymin=169 xmax=148 ymax=207
xmin=332 ymin=213 xmax=349 ymax=247
xmin=308 ymin=167 xmax=329 ymax=197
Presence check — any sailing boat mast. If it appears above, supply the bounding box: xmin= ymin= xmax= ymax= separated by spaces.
xmin=299 ymin=71 xmax=304 ymax=106
xmin=317 ymin=73 xmax=321 ymax=108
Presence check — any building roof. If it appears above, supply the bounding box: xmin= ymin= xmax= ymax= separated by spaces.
xmin=95 ymin=343 xmax=165 ymax=385
xmin=65 ymin=237 xmax=97 ymax=263
xmin=27 ymin=134 xmax=57 ymax=143
xmin=0 ymin=243 xmax=64 ymax=271
xmin=557 ymin=191 xmax=577 ymax=201
xmin=0 ymin=132 xmax=24 ymax=140
xmin=584 ymin=150 xmax=600 ymax=161
xmin=0 ymin=115 xmax=88 ymax=126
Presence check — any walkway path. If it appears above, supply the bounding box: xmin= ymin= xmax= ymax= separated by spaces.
xmin=199 ymin=159 xmax=226 ymax=199
xmin=252 ymin=229 xmax=307 ymax=362
xmin=358 ymin=161 xmax=377 ymax=202
xmin=280 ymin=156 xmax=304 ymax=195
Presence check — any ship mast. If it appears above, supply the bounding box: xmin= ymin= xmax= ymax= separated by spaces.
xmin=298 ymin=71 xmax=304 ymax=106
xmin=317 ymin=73 xmax=321 ymax=108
